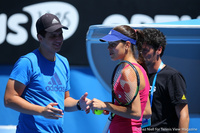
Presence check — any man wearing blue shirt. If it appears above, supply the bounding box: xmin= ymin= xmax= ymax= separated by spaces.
xmin=4 ymin=13 xmax=90 ymax=133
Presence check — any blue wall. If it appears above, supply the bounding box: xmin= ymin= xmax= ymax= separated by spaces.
xmin=0 ymin=66 xmax=199 ymax=133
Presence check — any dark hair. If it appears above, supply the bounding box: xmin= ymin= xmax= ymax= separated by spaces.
xmin=113 ymin=25 xmax=148 ymax=73
xmin=142 ymin=28 xmax=167 ymax=57
xmin=38 ymin=30 xmax=47 ymax=38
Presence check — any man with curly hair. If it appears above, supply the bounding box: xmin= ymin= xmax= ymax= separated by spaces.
xmin=141 ymin=28 xmax=189 ymax=133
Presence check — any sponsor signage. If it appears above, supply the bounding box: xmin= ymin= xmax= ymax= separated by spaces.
xmin=0 ymin=0 xmax=199 ymax=65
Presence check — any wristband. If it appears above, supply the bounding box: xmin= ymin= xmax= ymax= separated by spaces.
xmin=77 ymin=100 xmax=83 ymax=111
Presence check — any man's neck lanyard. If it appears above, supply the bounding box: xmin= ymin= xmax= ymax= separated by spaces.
xmin=150 ymin=61 xmax=164 ymax=106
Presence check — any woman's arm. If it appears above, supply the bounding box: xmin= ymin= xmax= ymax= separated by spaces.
xmin=143 ymin=97 xmax=152 ymax=119
xmin=90 ymin=92 xmax=142 ymax=120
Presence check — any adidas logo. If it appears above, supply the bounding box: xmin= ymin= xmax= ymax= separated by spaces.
xmin=182 ymin=94 xmax=186 ymax=100
xmin=52 ymin=18 xmax=59 ymax=24
xmin=48 ymin=72 xmax=62 ymax=85
xmin=46 ymin=72 xmax=65 ymax=92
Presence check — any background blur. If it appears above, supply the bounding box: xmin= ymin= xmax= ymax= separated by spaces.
xmin=0 ymin=0 xmax=200 ymax=132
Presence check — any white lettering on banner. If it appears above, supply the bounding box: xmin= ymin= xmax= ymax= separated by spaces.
xmin=0 ymin=1 xmax=199 ymax=46
xmin=103 ymin=14 xmax=197 ymax=25
xmin=23 ymin=1 xmax=79 ymax=41
xmin=0 ymin=1 xmax=79 ymax=46
xmin=154 ymin=15 xmax=180 ymax=23
xmin=180 ymin=15 xmax=192 ymax=20
xmin=130 ymin=14 xmax=154 ymax=24
xmin=103 ymin=14 xmax=129 ymax=24
xmin=0 ymin=14 xmax=7 ymax=45
xmin=7 ymin=13 xmax=28 ymax=46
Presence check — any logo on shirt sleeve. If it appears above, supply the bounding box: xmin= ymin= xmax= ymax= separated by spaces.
xmin=181 ymin=94 xmax=186 ymax=100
